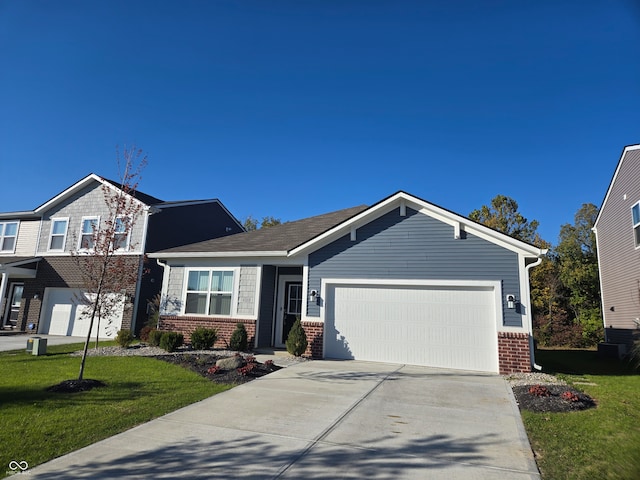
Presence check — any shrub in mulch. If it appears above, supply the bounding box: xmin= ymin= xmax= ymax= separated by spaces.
xmin=154 ymin=354 xmax=281 ymax=385
xmin=512 ymin=384 xmax=596 ymax=413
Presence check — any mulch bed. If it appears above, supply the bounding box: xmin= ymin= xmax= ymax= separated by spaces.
xmin=153 ymin=354 xmax=282 ymax=385
xmin=47 ymin=353 xmax=281 ymax=393
xmin=46 ymin=379 xmax=107 ymax=393
xmin=512 ymin=384 xmax=596 ymax=413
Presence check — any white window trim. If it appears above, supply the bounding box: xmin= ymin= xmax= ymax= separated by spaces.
xmin=114 ymin=215 xmax=132 ymax=252
xmin=632 ymin=202 xmax=640 ymax=249
xmin=181 ymin=267 xmax=240 ymax=317
xmin=78 ymin=216 xmax=100 ymax=251
xmin=48 ymin=217 xmax=69 ymax=252
xmin=0 ymin=220 xmax=19 ymax=253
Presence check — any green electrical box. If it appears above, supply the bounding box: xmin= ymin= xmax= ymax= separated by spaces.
xmin=31 ymin=337 xmax=47 ymax=356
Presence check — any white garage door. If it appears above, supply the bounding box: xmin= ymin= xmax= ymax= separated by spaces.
xmin=324 ymin=283 xmax=499 ymax=372
xmin=38 ymin=288 xmax=124 ymax=339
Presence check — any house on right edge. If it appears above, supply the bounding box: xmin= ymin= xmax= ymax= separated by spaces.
xmin=594 ymin=144 xmax=640 ymax=354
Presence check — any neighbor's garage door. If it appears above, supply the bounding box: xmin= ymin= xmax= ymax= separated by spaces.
xmin=324 ymin=283 xmax=499 ymax=372
xmin=38 ymin=288 xmax=124 ymax=338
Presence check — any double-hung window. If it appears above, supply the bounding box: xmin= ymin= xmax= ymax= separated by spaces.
xmin=185 ymin=269 xmax=235 ymax=316
xmin=633 ymin=202 xmax=640 ymax=248
xmin=0 ymin=221 xmax=18 ymax=252
xmin=113 ymin=216 xmax=130 ymax=251
xmin=49 ymin=218 xmax=69 ymax=251
xmin=79 ymin=217 xmax=99 ymax=250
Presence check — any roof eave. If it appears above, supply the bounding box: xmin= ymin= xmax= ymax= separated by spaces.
xmin=149 ymin=250 xmax=288 ymax=259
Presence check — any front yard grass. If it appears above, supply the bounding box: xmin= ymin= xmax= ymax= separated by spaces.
xmin=0 ymin=342 xmax=230 ymax=477
xmin=522 ymin=348 xmax=640 ymax=480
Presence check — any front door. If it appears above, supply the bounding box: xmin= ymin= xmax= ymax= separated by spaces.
xmin=3 ymin=283 xmax=23 ymax=328
xmin=275 ymin=275 xmax=303 ymax=348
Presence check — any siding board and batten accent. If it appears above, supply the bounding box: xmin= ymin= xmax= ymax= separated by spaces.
xmin=308 ymin=207 xmax=521 ymax=327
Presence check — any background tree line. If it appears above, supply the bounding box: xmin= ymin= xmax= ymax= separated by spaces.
xmin=470 ymin=195 xmax=602 ymax=347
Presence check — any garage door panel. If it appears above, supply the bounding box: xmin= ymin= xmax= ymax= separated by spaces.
xmin=39 ymin=288 xmax=124 ymax=339
xmin=325 ymin=284 xmax=498 ymax=372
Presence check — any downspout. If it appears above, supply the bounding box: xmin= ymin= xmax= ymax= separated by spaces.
xmin=526 ymin=256 xmax=544 ymax=371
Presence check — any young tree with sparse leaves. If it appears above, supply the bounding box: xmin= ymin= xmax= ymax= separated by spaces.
xmin=72 ymin=146 xmax=147 ymax=381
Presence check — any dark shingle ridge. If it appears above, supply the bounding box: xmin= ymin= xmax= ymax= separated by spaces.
xmin=158 ymin=205 xmax=369 ymax=254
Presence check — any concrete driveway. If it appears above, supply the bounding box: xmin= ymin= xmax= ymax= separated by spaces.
xmin=0 ymin=333 xmax=86 ymax=352
xmin=28 ymin=360 xmax=540 ymax=479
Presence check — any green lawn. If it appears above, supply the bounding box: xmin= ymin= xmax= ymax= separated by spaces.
xmin=0 ymin=342 xmax=230 ymax=477
xmin=523 ymin=348 xmax=640 ymax=480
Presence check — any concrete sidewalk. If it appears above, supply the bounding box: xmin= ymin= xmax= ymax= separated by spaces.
xmin=28 ymin=360 xmax=540 ymax=479
xmin=0 ymin=333 xmax=86 ymax=352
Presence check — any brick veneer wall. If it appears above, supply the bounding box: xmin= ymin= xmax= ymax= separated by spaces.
xmin=498 ymin=332 xmax=531 ymax=374
xmin=159 ymin=316 xmax=256 ymax=349
xmin=301 ymin=321 xmax=323 ymax=359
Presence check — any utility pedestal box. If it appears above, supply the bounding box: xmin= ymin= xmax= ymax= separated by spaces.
xmin=31 ymin=337 xmax=47 ymax=356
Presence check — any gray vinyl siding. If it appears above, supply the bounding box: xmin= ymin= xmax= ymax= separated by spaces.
xmin=163 ymin=265 xmax=185 ymax=315
xmin=237 ymin=266 xmax=257 ymax=315
xmin=257 ymin=266 xmax=276 ymax=347
xmin=308 ymin=207 xmax=522 ymax=327
xmin=596 ymin=148 xmax=640 ymax=333
xmin=37 ymin=180 xmax=147 ymax=254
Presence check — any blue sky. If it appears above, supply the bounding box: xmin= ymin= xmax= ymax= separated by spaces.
xmin=1 ymin=1 xmax=638 ymax=244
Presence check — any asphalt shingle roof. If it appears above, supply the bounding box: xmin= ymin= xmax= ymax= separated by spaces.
xmin=157 ymin=205 xmax=369 ymax=254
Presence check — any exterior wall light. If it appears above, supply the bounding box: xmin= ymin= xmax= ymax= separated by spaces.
xmin=506 ymin=294 xmax=516 ymax=309
xmin=309 ymin=289 xmax=318 ymax=304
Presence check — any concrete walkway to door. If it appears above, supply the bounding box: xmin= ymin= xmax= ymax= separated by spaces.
xmin=28 ymin=360 xmax=540 ymax=479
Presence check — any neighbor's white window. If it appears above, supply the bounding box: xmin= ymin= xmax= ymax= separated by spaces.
xmin=0 ymin=221 xmax=18 ymax=252
xmin=185 ymin=269 xmax=235 ymax=316
xmin=113 ymin=216 xmax=131 ymax=251
xmin=48 ymin=218 xmax=69 ymax=251
xmin=79 ymin=217 xmax=99 ymax=250
xmin=633 ymin=203 xmax=640 ymax=248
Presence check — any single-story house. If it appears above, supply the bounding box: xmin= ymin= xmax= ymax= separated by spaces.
xmin=150 ymin=191 xmax=546 ymax=374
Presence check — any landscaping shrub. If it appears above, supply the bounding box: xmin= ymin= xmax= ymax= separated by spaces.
xmin=159 ymin=332 xmax=184 ymax=353
xmin=148 ymin=329 xmax=163 ymax=347
xmin=229 ymin=323 xmax=248 ymax=351
xmin=115 ymin=329 xmax=134 ymax=348
xmin=286 ymin=318 xmax=307 ymax=357
xmin=139 ymin=325 xmax=153 ymax=342
xmin=190 ymin=327 xmax=218 ymax=350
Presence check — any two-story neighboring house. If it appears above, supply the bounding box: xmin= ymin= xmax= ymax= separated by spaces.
xmin=0 ymin=174 xmax=243 ymax=338
xmin=594 ymin=144 xmax=640 ymax=354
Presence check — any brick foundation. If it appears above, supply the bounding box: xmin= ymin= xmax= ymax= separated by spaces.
xmin=159 ymin=316 xmax=256 ymax=349
xmin=301 ymin=321 xmax=323 ymax=359
xmin=498 ymin=332 xmax=531 ymax=374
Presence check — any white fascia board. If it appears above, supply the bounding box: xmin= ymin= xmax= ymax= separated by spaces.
xmin=594 ymin=144 xmax=640 ymax=229
xmin=35 ymin=173 xmax=151 ymax=214
xmin=149 ymin=250 xmax=288 ymax=259
xmin=288 ymin=194 xmax=405 ymax=256
xmin=289 ymin=191 xmax=544 ymax=258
